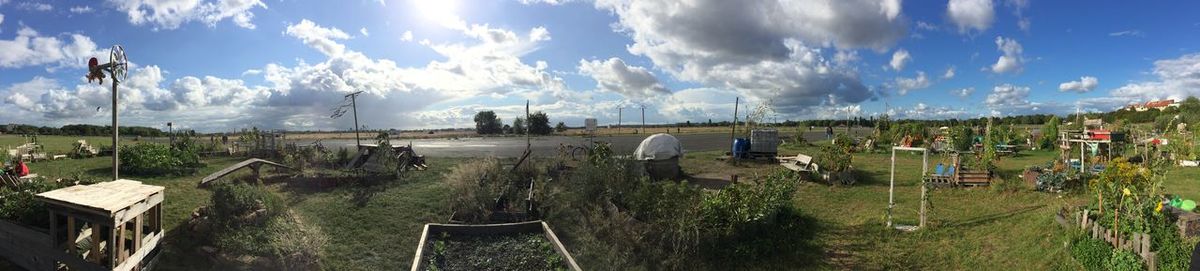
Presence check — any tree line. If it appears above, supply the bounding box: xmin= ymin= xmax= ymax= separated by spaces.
xmin=2 ymin=124 xmax=166 ymax=137
xmin=474 ymin=110 xmax=572 ymax=135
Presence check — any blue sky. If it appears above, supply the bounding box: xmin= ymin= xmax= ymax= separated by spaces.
xmin=1 ymin=0 xmax=1199 ymax=132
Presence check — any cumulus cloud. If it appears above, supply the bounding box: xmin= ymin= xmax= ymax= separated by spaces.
xmin=596 ymin=0 xmax=906 ymax=116
xmin=890 ymin=49 xmax=911 ymax=71
xmin=578 ymin=57 xmax=669 ymax=98
xmin=947 ymin=0 xmax=994 ymax=33
xmin=1058 ymin=76 xmax=1098 ymax=93
xmin=990 ymin=36 xmax=1024 ymax=74
xmin=953 ymin=87 xmax=974 ymax=98
xmin=359 ymin=27 xmax=369 ymax=37
xmin=285 ymin=19 xmax=352 ymax=56
xmin=17 ymin=2 xmax=52 ymax=11
xmin=889 ymin=103 xmax=968 ymax=119
xmin=1111 ymin=53 xmax=1200 ymax=101
xmin=943 ymin=66 xmax=956 ymax=79
xmin=0 ymin=26 xmax=103 ymax=70
xmin=1 ymin=18 xmax=566 ymax=131
xmin=108 ymin=0 xmax=267 ymax=30
xmin=984 ymin=84 xmax=1045 ymax=115
xmin=401 ymin=30 xmax=413 ymax=41
xmin=893 ymin=71 xmax=931 ymax=95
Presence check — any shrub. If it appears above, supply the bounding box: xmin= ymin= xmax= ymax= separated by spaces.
xmin=699 ymin=171 xmax=802 ymax=262
xmin=210 ymin=182 xmax=283 ymax=228
xmin=1070 ymin=234 xmax=1112 ymax=271
xmin=1105 ymin=250 xmax=1144 ymax=271
xmin=443 ymin=157 xmax=507 ymax=222
xmin=119 ymin=143 xmax=203 ymax=175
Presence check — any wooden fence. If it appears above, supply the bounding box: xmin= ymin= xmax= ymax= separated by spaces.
xmin=1073 ymin=209 xmax=1157 ymax=271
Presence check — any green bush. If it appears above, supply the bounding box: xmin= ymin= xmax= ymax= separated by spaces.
xmin=0 ymin=178 xmax=99 ymax=228
xmin=816 ymin=133 xmax=853 ymax=173
xmin=1070 ymin=234 xmax=1112 ymax=271
xmin=210 ymin=182 xmax=283 ymax=228
xmin=119 ymin=143 xmax=203 ymax=175
xmin=1105 ymin=250 xmax=1144 ymax=271
xmin=699 ymin=171 xmax=802 ymax=262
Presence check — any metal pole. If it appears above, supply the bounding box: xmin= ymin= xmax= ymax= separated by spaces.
xmin=618 ymin=107 xmax=622 ymax=135
xmin=730 ymin=97 xmax=739 ymax=147
xmin=112 ymin=79 xmax=119 ymax=181
xmin=920 ymin=149 xmax=928 ymax=229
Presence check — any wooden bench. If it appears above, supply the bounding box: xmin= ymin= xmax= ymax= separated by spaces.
xmin=779 ymin=154 xmax=817 ymax=173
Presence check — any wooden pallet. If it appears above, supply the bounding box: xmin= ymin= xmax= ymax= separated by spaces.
xmin=957 ymin=171 xmax=991 ymax=186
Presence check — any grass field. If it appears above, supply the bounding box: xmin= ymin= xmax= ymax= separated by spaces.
xmin=0 ymin=134 xmax=170 ymax=155
xmin=7 ymin=138 xmax=1200 ymax=270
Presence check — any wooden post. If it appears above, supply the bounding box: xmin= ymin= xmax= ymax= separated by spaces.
xmin=117 ymin=223 xmax=125 ymax=264
xmin=134 ymin=215 xmax=143 ymax=252
xmin=67 ymin=216 xmax=77 ymax=255
xmin=49 ymin=210 xmax=57 ymax=250
xmin=90 ymin=224 xmax=103 ymax=263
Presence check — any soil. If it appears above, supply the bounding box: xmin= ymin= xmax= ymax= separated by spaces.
xmin=422 ymin=232 xmax=567 ymax=271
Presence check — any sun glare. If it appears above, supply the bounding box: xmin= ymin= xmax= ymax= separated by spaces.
xmin=411 ymin=0 xmax=462 ymax=29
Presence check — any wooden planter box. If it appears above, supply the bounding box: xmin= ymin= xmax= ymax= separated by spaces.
xmin=411 ymin=221 xmax=581 ymax=271
xmin=1059 ymin=209 xmax=1158 ymax=271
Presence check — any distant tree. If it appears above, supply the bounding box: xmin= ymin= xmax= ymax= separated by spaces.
xmin=555 ymin=121 xmax=568 ymax=133
xmin=473 ymin=111 xmax=503 ymax=134
xmin=502 ymin=124 xmax=513 ymax=134
xmin=527 ymin=111 xmax=552 ymax=135
xmin=512 ymin=117 xmax=526 ymax=135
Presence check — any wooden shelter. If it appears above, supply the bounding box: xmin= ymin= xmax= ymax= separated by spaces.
xmin=31 ymin=180 xmax=165 ymax=271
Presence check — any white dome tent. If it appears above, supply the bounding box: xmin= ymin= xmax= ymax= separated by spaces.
xmin=633 ymin=133 xmax=682 ymax=180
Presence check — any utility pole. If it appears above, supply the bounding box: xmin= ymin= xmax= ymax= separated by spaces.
xmin=346 ymin=91 xmax=364 ymax=148
xmin=730 ymin=97 xmax=739 ymax=158
xmin=618 ymin=107 xmax=622 ymax=135
xmin=640 ymin=105 xmax=646 ymax=134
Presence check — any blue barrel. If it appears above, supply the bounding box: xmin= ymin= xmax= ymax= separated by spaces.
xmin=733 ymin=138 xmax=750 ymax=158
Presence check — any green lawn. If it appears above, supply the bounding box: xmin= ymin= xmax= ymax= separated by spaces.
xmin=0 ymin=134 xmax=171 ymax=155
xmin=684 ymin=142 xmax=1087 ymax=270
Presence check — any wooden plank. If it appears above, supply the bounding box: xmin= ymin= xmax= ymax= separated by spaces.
xmin=89 ymin=224 xmax=102 ymax=263
xmin=133 ymin=215 xmax=142 ymax=252
xmin=113 ymin=193 xmax=163 ymax=225
xmin=68 ymin=216 xmax=77 ymax=255
xmin=112 ymin=232 xmax=159 ymax=271
xmin=199 ymin=158 xmax=295 ymax=186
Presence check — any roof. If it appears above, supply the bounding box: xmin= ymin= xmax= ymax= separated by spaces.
xmin=1146 ymin=99 xmax=1176 ymax=108
xmin=36 ymin=179 xmax=164 ymax=216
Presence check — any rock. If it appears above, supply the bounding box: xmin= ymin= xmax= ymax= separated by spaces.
xmin=198 ymin=246 xmax=218 ymax=255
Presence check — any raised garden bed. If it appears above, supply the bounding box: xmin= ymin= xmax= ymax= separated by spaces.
xmin=411 ymin=221 xmax=580 ymax=271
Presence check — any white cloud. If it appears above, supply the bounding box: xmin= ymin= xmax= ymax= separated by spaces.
xmin=990 ymin=36 xmax=1024 ymax=74
xmin=953 ymin=87 xmax=974 ymax=98
xmin=0 ymin=26 xmax=103 ymax=70
xmin=894 ymin=71 xmax=931 ymax=95
xmin=359 ymin=27 xmax=369 ymax=37
xmin=1058 ymin=76 xmax=1098 ymax=93
xmin=529 ymin=26 xmax=551 ymax=42
xmin=947 ymin=0 xmax=994 ymax=33
xmin=401 ymin=30 xmax=414 ymax=41
xmin=69 ymin=5 xmax=94 ymax=14
xmin=915 ymin=21 xmax=938 ymax=31
xmin=890 ymin=49 xmax=911 ymax=71
xmin=285 ymin=19 xmax=352 ymax=56
xmin=596 ymin=0 xmax=906 ymax=116
xmin=108 ymin=0 xmax=267 ymax=30
xmin=17 ymin=2 xmax=52 ymax=11
xmin=985 ymin=84 xmax=1040 ymax=115
xmin=890 ymin=103 xmax=968 ymax=119
xmin=0 ymin=18 xmax=567 ymax=131
xmin=1109 ymin=30 xmax=1144 ymax=37
xmin=943 ymin=66 xmax=956 ymax=79
xmin=1112 ymin=53 xmax=1200 ymax=101
xmin=1005 ymin=0 xmax=1030 ymax=31
xmin=578 ymin=57 xmax=669 ymax=98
